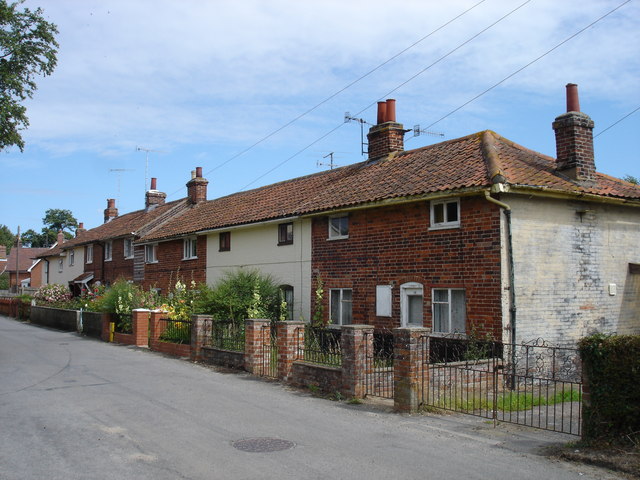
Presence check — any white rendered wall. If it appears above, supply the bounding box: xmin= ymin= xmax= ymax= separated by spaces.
xmin=506 ymin=194 xmax=640 ymax=346
xmin=46 ymin=247 xmax=85 ymax=287
xmin=206 ymin=219 xmax=312 ymax=321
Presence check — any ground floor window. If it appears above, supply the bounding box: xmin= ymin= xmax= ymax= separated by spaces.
xmin=280 ymin=285 xmax=294 ymax=320
xmin=432 ymin=288 xmax=466 ymax=333
xmin=330 ymin=288 xmax=352 ymax=325
xmin=400 ymin=282 xmax=423 ymax=327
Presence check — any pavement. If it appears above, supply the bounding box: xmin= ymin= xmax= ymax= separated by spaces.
xmin=0 ymin=314 xmax=630 ymax=480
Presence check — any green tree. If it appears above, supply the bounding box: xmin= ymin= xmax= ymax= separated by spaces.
xmin=0 ymin=0 xmax=58 ymax=151
xmin=623 ymin=175 xmax=639 ymax=185
xmin=0 ymin=223 xmax=14 ymax=253
xmin=20 ymin=227 xmax=45 ymax=247
xmin=42 ymin=208 xmax=78 ymax=234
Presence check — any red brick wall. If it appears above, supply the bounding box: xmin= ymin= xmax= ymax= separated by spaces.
xmin=102 ymin=238 xmax=134 ymax=284
xmin=86 ymin=243 xmax=104 ymax=285
xmin=311 ymin=196 xmax=503 ymax=338
xmin=142 ymin=236 xmax=206 ymax=293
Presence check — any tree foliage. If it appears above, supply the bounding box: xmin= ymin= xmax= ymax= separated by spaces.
xmin=0 ymin=0 xmax=58 ymax=151
xmin=0 ymin=223 xmax=14 ymax=253
xmin=623 ymin=175 xmax=639 ymax=185
xmin=19 ymin=208 xmax=77 ymax=247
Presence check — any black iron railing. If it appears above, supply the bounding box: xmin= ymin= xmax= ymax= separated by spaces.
xmin=159 ymin=317 xmax=192 ymax=344
xmin=297 ymin=326 xmax=342 ymax=367
xmin=211 ymin=320 xmax=245 ymax=352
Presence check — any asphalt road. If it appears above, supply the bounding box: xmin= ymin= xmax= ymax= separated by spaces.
xmin=0 ymin=315 xmax=622 ymax=480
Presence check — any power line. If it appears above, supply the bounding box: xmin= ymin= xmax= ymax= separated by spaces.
xmin=240 ymin=0 xmax=533 ymax=190
xmin=163 ymin=0 xmax=489 ymax=200
xmin=595 ymin=106 xmax=640 ymax=138
xmin=410 ymin=0 xmax=632 ymax=134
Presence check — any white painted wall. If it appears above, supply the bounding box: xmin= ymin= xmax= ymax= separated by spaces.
xmin=506 ymin=194 xmax=640 ymax=346
xmin=206 ymin=219 xmax=312 ymax=321
xmin=44 ymin=246 xmax=85 ymax=287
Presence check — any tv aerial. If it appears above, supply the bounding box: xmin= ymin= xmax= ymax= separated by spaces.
xmin=344 ymin=113 xmax=372 ymax=156
xmin=136 ymin=146 xmax=164 ymax=193
xmin=109 ymin=168 xmax=134 ymax=203
xmin=317 ymin=152 xmax=340 ymax=170
xmin=411 ymin=125 xmax=444 ymax=138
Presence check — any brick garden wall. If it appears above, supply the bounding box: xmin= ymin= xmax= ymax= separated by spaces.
xmin=311 ymin=196 xmax=503 ymax=337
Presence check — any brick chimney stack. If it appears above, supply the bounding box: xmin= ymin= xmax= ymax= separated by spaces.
xmin=186 ymin=167 xmax=208 ymax=204
xmin=57 ymin=230 xmax=64 ymax=245
xmin=367 ymin=99 xmax=405 ymax=160
xmin=104 ymin=198 xmax=118 ymax=223
xmin=552 ymin=83 xmax=596 ymax=183
xmin=0 ymin=245 xmax=6 ymax=262
xmin=76 ymin=222 xmax=86 ymax=237
xmin=145 ymin=177 xmax=167 ymax=211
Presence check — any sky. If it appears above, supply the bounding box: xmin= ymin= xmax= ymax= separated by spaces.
xmin=1 ymin=0 xmax=639 ymax=236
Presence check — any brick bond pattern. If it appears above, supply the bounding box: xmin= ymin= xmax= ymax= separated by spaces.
xmin=142 ymin=236 xmax=207 ymax=293
xmin=311 ymin=197 xmax=503 ymax=337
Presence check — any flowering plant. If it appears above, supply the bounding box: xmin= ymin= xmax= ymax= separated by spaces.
xmin=34 ymin=284 xmax=72 ymax=305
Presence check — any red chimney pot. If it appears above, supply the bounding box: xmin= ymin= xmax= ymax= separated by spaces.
xmin=566 ymin=83 xmax=580 ymax=112
xmin=196 ymin=167 xmax=203 ymax=178
xmin=377 ymin=102 xmax=387 ymax=124
xmin=150 ymin=177 xmax=157 ymax=190
xmin=386 ymin=99 xmax=396 ymax=123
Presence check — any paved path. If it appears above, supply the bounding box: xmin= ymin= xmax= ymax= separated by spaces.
xmin=0 ymin=316 xmax=622 ymax=480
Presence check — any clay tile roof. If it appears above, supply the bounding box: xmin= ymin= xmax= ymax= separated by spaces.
xmin=137 ymin=130 xmax=640 ymax=243
xmin=4 ymin=247 xmax=50 ymax=273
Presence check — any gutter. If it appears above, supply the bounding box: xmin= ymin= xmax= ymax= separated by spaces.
xmin=483 ymin=189 xmax=517 ymax=384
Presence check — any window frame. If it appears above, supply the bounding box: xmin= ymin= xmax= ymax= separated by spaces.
xmin=219 ymin=232 xmax=231 ymax=252
xmin=330 ymin=288 xmax=353 ymax=325
xmin=124 ymin=237 xmax=134 ymax=259
xmin=58 ymin=258 xmax=63 ymax=273
xmin=400 ymin=282 xmax=424 ymax=327
xmin=328 ymin=214 xmax=349 ymax=240
xmin=280 ymin=285 xmax=294 ymax=321
xmin=145 ymin=244 xmax=158 ymax=264
xmin=68 ymin=249 xmax=75 ymax=267
xmin=86 ymin=244 xmax=93 ymax=264
xmin=429 ymin=198 xmax=461 ymax=230
xmin=431 ymin=288 xmax=466 ymax=333
xmin=183 ymin=237 xmax=198 ymax=260
xmin=104 ymin=241 xmax=112 ymax=261
xmin=278 ymin=222 xmax=294 ymax=246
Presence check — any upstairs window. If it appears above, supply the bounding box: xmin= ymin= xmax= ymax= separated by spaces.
xmin=68 ymin=250 xmax=75 ymax=267
xmin=219 ymin=232 xmax=231 ymax=252
xmin=432 ymin=288 xmax=466 ymax=333
xmin=86 ymin=244 xmax=93 ymax=264
xmin=104 ymin=241 xmax=112 ymax=261
xmin=328 ymin=215 xmax=349 ymax=240
xmin=58 ymin=259 xmax=63 ymax=273
xmin=278 ymin=223 xmax=294 ymax=246
xmin=145 ymin=244 xmax=158 ymax=264
xmin=430 ymin=198 xmax=460 ymax=229
xmin=183 ymin=237 xmax=197 ymax=259
xmin=124 ymin=238 xmax=134 ymax=259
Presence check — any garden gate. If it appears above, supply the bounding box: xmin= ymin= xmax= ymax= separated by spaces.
xmin=420 ymin=336 xmax=582 ymax=436
xmin=259 ymin=323 xmax=278 ymax=378
xmin=364 ymin=330 xmax=394 ymax=399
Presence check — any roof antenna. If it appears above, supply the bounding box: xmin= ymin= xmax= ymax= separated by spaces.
xmin=317 ymin=152 xmax=340 ymax=170
xmin=136 ymin=146 xmax=163 ymax=193
xmin=412 ymin=125 xmax=444 ymax=138
xmin=109 ymin=168 xmax=134 ymax=204
xmin=344 ymin=112 xmax=371 ymax=156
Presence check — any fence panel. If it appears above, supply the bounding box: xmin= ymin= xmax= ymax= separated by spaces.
xmin=159 ymin=317 xmax=192 ymax=345
xmin=364 ymin=329 xmax=394 ymax=399
xmin=297 ymin=326 xmax=342 ymax=367
xmin=420 ymin=335 xmax=582 ymax=436
xmin=211 ymin=320 xmax=245 ymax=352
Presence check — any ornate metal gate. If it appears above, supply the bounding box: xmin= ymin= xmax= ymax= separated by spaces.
xmin=420 ymin=336 xmax=582 ymax=436
xmin=259 ymin=323 xmax=278 ymax=378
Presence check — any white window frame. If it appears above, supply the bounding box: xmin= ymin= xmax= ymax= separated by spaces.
xmin=68 ymin=249 xmax=75 ymax=267
xmin=104 ymin=241 xmax=112 ymax=261
xmin=432 ymin=288 xmax=466 ymax=333
xmin=429 ymin=198 xmax=460 ymax=230
xmin=124 ymin=237 xmax=134 ymax=259
xmin=183 ymin=237 xmax=197 ymax=260
xmin=58 ymin=259 xmax=63 ymax=273
xmin=145 ymin=244 xmax=158 ymax=264
xmin=400 ymin=282 xmax=423 ymax=327
xmin=330 ymin=288 xmax=353 ymax=325
xmin=328 ymin=214 xmax=349 ymax=240
xmin=86 ymin=244 xmax=93 ymax=264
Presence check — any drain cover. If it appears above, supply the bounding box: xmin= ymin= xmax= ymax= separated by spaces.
xmin=232 ymin=437 xmax=295 ymax=453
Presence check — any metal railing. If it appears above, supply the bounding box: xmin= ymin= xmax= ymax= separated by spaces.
xmin=364 ymin=329 xmax=394 ymax=399
xmin=210 ymin=320 xmax=245 ymax=352
xmin=158 ymin=317 xmax=192 ymax=344
xmin=297 ymin=326 xmax=342 ymax=367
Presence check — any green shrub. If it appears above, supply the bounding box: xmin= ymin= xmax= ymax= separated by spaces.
xmin=579 ymin=333 xmax=640 ymax=445
xmin=196 ymin=269 xmax=282 ymax=324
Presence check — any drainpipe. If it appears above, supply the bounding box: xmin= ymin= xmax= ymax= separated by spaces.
xmin=483 ymin=190 xmax=517 ymax=386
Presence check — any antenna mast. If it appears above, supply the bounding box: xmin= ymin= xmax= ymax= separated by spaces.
xmin=136 ymin=146 xmax=162 ymax=193
xmin=317 ymin=152 xmax=340 ymax=170
xmin=344 ymin=113 xmax=371 ymax=156
xmin=109 ymin=168 xmax=134 ymax=203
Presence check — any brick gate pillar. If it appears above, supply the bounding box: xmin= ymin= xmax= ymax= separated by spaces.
xmin=393 ymin=327 xmax=429 ymax=413
xmin=276 ymin=321 xmax=305 ymax=382
xmin=341 ymin=325 xmax=374 ymax=398
xmin=191 ymin=314 xmax=212 ymax=362
xmin=244 ymin=319 xmax=269 ymax=375
xmin=149 ymin=309 xmax=166 ymax=343
xmin=131 ymin=309 xmax=150 ymax=347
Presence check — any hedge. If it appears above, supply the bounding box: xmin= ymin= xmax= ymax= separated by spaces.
xmin=579 ymin=334 xmax=640 ymax=444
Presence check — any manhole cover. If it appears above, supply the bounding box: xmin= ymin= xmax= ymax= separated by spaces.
xmin=232 ymin=437 xmax=295 ymax=453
